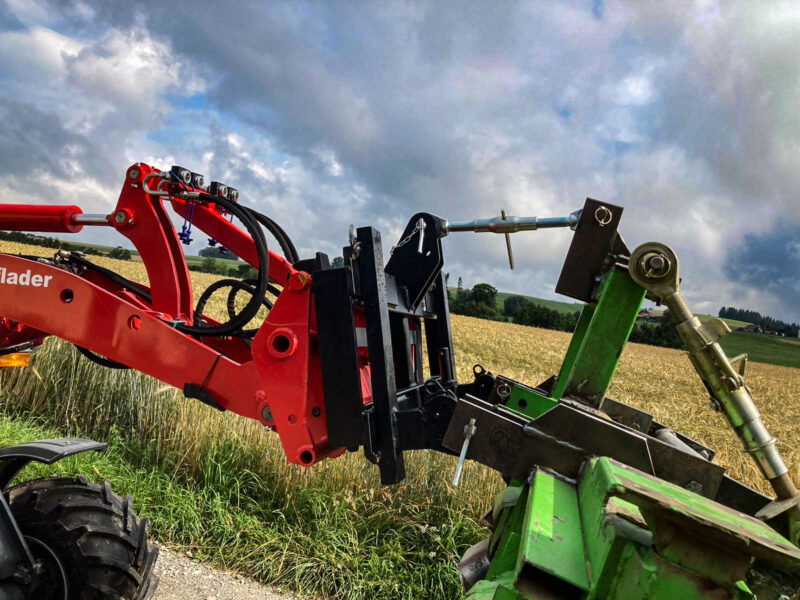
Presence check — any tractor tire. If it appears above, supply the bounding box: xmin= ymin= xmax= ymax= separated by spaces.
xmin=4 ymin=475 xmax=159 ymax=600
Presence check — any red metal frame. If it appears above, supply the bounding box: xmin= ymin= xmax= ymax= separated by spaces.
xmin=0 ymin=204 xmax=84 ymax=233
xmin=0 ymin=163 xmax=354 ymax=468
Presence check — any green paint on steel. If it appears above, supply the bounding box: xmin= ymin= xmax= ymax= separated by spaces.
xmin=516 ymin=469 xmax=590 ymax=591
xmin=504 ymin=384 xmax=558 ymax=420
xmin=465 ymin=573 xmax=527 ymax=599
xmin=486 ymin=484 xmax=530 ymax=581
xmin=550 ymin=267 xmax=645 ymax=403
xmin=735 ymin=580 xmax=757 ymax=600
xmin=550 ymin=303 xmax=595 ymax=400
xmin=475 ymin=461 xmax=778 ymax=600
xmin=587 ymin=457 xmax=800 ymax=558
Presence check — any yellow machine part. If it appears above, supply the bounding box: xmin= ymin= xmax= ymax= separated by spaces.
xmin=0 ymin=352 xmax=31 ymax=367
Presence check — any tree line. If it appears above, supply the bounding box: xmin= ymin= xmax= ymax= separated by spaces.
xmin=719 ymin=306 xmax=799 ymax=336
xmin=0 ymin=230 xmax=132 ymax=260
xmin=0 ymin=230 xmax=262 ymax=278
xmin=189 ymin=257 xmax=258 ymax=279
xmin=450 ymin=281 xmax=685 ymax=350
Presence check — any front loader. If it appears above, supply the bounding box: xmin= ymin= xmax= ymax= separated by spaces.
xmin=0 ymin=163 xmax=798 ymax=599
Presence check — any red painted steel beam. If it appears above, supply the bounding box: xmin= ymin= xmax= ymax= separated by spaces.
xmin=111 ymin=164 xmax=195 ymax=319
xmin=0 ymin=254 xmax=262 ymax=420
xmin=0 ymin=205 xmax=84 ymax=233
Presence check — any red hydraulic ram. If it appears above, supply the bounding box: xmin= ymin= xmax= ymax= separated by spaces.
xmin=0 ymin=205 xmax=86 ymax=233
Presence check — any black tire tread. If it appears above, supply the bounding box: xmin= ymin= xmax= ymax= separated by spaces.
xmin=5 ymin=476 xmax=159 ymax=600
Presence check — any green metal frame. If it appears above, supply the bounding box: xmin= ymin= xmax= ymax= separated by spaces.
xmin=467 ymin=265 xmax=800 ymax=598
xmin=465 ymin=457 xmax=800 ymax=599
xmin=501 ymin=265 xmax=644 ymax=423
xmin=550 ymin=266 xmax=645 ymax=404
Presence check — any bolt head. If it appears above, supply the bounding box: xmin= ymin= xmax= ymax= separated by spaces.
xmin=129 ymin=169 xmax=140 ymax=180
xmin=648 ymin=255 xmax=665 ymax=271
xmin=114 ymin=211 xmax=127 ymax=224
xmin=638 ymin=251 xmax=671 ymax=279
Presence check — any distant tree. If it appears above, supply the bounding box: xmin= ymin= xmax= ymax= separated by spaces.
xmin=199 ymin=246 xmax=239 ymax=260
xmin=457 ymin=277 xmax=463 ymax=297
xmin=236 ymin=263 xmax=258 ymax=279
xmin=503 ymin=295 xmax=528 ymax=318
xmin=717 ymin=305 xmax=798 ymax=336
xmin=515 ymin=302 xmax=557 ymax=329
xmin=330 ymin=256 xmax=345 ymax=268
xmin=449 ymin=282 xmax=504 ymax=321
xmin=471 ymin=283 xmax=498 ymax=307
xmin=629 ymin=310 xmax=685 ymax=350
xmin=109 ymin=246 xmax=131 ymax=260
xmin=201 ymin=257 xmax=217 ymax=273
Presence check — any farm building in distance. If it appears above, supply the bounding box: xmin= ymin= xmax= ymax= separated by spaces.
xmin=740 ymin=324 xmax=763 ymax=333
xmin=636 ymin=309 xmax=665 ymax=322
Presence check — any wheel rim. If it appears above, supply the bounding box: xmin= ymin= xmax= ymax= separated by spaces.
xmin=25 ymin=536 xmax=68 ymax=600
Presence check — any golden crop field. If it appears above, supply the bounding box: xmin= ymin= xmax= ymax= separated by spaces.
xmin=1 ymin=238 xmax=799 ymax=496
xmin=3 ymin=238 xmax=800 ymax=598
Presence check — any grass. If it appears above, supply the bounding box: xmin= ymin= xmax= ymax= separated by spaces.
xmin=696 ymin=313 xmax=754 ymax=328
xmin=716 ymin=331 xmax=800 ymax=369
xmin=494 ymin=291 xmax=582 ymax=315
xmin=2 ymin=240 xmax=800 ymax=598
xmin=448 ymin=287 xmax=584 ymax=316
xmin=0 ymin=341 xmax=498 ymax=600
xmin=184 ymin=254 xmax=241 ymax=268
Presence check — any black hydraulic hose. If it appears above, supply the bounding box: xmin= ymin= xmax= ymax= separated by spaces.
xmin=66 ymin=253 xmax=153 ymax=303
xmin=242 ymin=207 xmax=300 ymax=264
xmin=75 ymin=345 xmax=130 ymax=369
xmin=176 ymin=193 xmax=270 ymax=337
xmin=224 ymin=279 xmax=277 ymax=320
xmin=192 ymin=278 xmax=273 ymax=329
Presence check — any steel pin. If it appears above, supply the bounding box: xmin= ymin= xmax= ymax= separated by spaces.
xmin=452 ymin=418 xmax=477 ymax=486
xmin=501 ymin=209 xmax=514 ymax=269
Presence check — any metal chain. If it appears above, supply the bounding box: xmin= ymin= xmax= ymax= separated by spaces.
xmin=390 ymin=220 xmax=423 ymax=254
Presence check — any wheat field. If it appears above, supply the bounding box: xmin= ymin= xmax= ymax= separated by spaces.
xmin=1 ymin=239 xmax=799 ymax=493
xmin=1 ymin=239 xmax=799 ymax=598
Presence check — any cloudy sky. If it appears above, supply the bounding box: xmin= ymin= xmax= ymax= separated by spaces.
xmin=1 ymin=0 xmax=798 ymax=322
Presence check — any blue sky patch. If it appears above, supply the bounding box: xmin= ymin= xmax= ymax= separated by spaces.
xmin=592 ymin=0 xmax=604 ymax=20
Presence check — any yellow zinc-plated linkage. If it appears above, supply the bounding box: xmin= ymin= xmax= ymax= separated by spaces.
xmin=629 ymin=241 xmax=800 ymax=547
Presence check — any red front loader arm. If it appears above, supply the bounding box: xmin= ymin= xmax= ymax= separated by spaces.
xmin=0 ymin=163 xmax=353 ymax=467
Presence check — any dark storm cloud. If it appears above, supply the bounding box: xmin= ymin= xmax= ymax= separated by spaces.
xmin=0 ymin=97 xmax=85 ymax=178
xmin=726 ymin=228 xmax=800 ymax=316
xmin=1 ymin=0 xmax=799 ymax=320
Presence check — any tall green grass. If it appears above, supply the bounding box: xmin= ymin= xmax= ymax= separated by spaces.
xmin=0 ymin=340 xmax=501 ymax=599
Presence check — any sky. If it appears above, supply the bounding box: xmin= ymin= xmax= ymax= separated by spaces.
xmin=0 ymin=0 xmax=798 ymax=322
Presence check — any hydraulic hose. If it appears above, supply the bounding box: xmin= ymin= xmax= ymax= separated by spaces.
xmin=63 ymin=252 xmax=152 ymax=303
xmin=224 ymin=279 xmax=280 ymax=320
xmin=192 ymin=278 xmax=275 ymax=335
xmin=76 ymin=345 xmax=129 ymax=369
xmin=242 ymin=207 xmax=299 ymax=264
xmin=177 ymin=193 xmax=270 ymax=337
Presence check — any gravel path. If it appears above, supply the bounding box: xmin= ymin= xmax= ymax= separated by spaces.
xmin=152 ymin=544 xmax=301 ymax=600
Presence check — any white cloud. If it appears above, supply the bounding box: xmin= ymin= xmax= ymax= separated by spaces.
xmin=62 ymin=28 xmax=202 ymax=125
xmin=1 ymin=0 xmax=800 ymax=322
